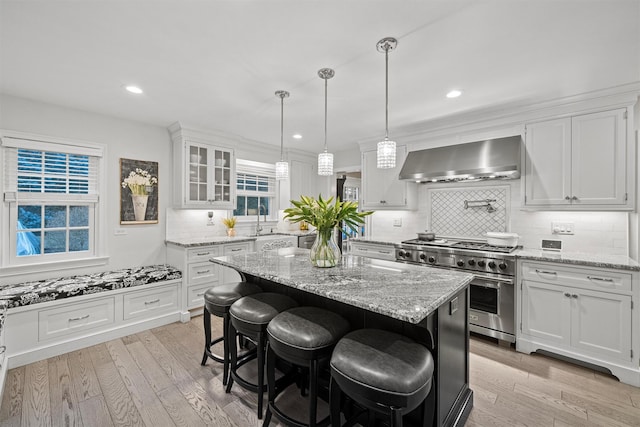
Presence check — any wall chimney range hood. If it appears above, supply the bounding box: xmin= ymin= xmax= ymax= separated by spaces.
xmin=399 ymin=136 xmax=522 ymax=183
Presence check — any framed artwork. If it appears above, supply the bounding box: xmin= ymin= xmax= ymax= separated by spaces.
xmin=120 ymin=158 xmax=159 ymax=224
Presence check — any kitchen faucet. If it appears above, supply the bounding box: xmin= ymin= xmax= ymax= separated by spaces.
xmin=255 ymin=204 xmax=267 ymax=235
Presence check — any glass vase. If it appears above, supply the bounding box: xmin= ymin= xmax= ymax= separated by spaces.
xmin=310 ymin=227 xmax=341 ymax=268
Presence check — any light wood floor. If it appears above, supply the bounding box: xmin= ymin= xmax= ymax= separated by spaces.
xmin=1 ymin=316 xmax=639 ymax=426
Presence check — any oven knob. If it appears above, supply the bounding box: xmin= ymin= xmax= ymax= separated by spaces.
xmin=467 ymin=259 xmax=476 ymax=266
xmin=457 ymin=260 xmax=465 ymax=267
xmin=488 ymin=261 xmax=496 ymax=269
xmin=499 ymin=262 xmax=508 ymax=270
xmin=477 ymin=260 xmax=486 ymax=267
xmin=419 ymin=253 xmax=426 ymax=260
xmin=428 ymin=256 xmax=436 ymax=263
xmin=398 ymin=250 xmax=406 ymax=258
xmin=403 ymin=251 xmax=411 ymax=258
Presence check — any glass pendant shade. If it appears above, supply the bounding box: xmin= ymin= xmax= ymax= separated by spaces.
xmin=377 ymin=138 xmax=396 ymax=169
xmin=317 ymin=151 xmax=333 ymax=176
xmin=275 ymin=161 xmax=289 ymax=180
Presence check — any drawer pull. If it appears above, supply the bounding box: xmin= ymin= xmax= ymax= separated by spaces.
xmin=230 ymin=248 xmax=243 ymax=252
xmin=196 ymin=292 xmax=205 ymax=297
xmin=0 ymin=346 xmax=5 ymax=355
xmin=587 ymin=276 xmax=614 ymax=282
xmin=359 ymin=248 xmax=369 ymax=251
xmin=535 ymin=269 xmax=557 ymax=275
xmin=377 ymin=250 xmax=391 ymax=254
xmin=572 ymin=294 xmax=579 ymax=298
xmin=197 ymin=270 xmax=211 ymax=274
xmin=144 ymin=299 xmax=161 ymax=305
xmin=564 ymin=292 xmax=571 ymax=297
xmin=69 ymin=314 xmax=90 ymax=322
xmin=196 ymin=252 xmax=211 ymax=256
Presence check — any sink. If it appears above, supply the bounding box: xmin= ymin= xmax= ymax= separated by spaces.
xmin=253 ymin=234 xmax=298 ymax=251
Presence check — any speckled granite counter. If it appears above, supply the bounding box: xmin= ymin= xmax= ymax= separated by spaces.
xmin=209 ymin=247 xmax=473 ymax=324
xmin=166 ymin=236 xmax=257 ymax=247
xmin=515 ymin=249 xmax=640 ymax=271
xmin=348 ymin=237 xmax=399 ymax=246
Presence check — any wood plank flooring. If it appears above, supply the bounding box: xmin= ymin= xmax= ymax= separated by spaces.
xmin=1 ymin=315 xmax=639 ymax=426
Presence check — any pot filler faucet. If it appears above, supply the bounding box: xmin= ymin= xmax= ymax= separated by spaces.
xmin=255 ymin=204 xmax=267 ymax=235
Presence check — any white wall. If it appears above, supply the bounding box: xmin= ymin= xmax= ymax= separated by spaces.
xmin=0 ymin=94 xmax=172 ymax=283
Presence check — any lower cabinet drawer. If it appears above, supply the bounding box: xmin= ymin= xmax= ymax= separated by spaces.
xmin=124 ymin=284 xmax=179 ymax=320
xmin=38 ymin=297 xmax=116 ymax=342
xmin=350 ymin=243 xmax=396 ymax=261
xmin=521 ymin=262 xmax=632 ymax=293
xmin=188 ymin=261 xmax=219 ymax=286
xmin=187 ymin=282 xmax=214 ymax=309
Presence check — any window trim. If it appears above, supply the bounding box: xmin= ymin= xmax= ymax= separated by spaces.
xmin=0 ymin=130 xmax=108 ymax=277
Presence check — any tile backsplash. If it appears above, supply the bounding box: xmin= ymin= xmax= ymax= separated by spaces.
xmin=429 ymin=186 xmax=509 ymax=238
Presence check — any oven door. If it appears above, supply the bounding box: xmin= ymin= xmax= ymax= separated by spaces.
xmin=468 ymin=275 xmax=515 ymax=342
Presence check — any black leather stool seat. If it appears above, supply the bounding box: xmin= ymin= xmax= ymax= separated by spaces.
xmin=201 ymin=281 xmax=262 ymax=387
xmin=204 ymin=282 xmax=263 ymax=315
xmin=263 ymin=307 xmax=350 ymax=427
xmin=329 ymin=329 xmax=434 ymax=427
xmin=230 ymin=292 xmax=299 ymax=333
xmin=227 ymin=292 xmax=298 ymax=419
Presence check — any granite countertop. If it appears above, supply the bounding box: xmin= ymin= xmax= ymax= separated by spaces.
xmin=166 ymin=231 xmax=317 ymax=248
xmin=209 ymin=247 xmax=473 ymax=324
xmin=349 ymin=238 xmax=640 ymax=272
xmin=515 ymin=249 xmax=640 ymax=272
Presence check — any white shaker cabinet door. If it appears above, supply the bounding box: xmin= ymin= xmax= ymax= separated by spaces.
xmin=524 ymin=118 xmax=572 ymax=206
xmin=361 ymin=145 xmax=410 ymax=209
xmin=521 ymin=280 xmax=571 ymax=345
xmin=571 ymin=109 xmax=627 ymax=206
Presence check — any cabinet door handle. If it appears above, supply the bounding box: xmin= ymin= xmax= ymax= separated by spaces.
xmin=571 ymin=294 xmax=578 ymax=298
xmin=196 ymin=292 xmax=205 ymax=297
xmin=380 ymin=200 xmax=386 ymax=204
xmin=69 ymin=314 xmax=90 ymax=322
xmin=197 ymin=270 xmax=211 ymax=274
xmin=587 ymin=276 xmax=614 ymax=282
xmin=535 ymin=269 xmax=557 ymax=275
xmin=565 ymin=196 xmax=571 ymax=200
xmin=144 ymin=298 xmax=161 ymax=305
xmin=358 ymin=248 xmax=369 ymax=251
xmin=571 ymin=196 xmax=578 ymax=201
xmin=564 ymin=292 xmax=571 ymax=297
xmin=0 ymin=346 xmax=6 ymax=355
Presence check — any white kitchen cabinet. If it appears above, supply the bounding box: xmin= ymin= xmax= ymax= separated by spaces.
xmin=349 ymin=241 xmax=396 ymax=261
xmin=290 ymin=159 xmax=318 ymax=202
xmin=523 ymin=108 xmax=633 ymax=210
xmin=172 ymin=139 xmax=236 ymax=209
xmin=166 ymin=241 xmax=255 ymax=315
xmin=361 ymin=145 xmax=415 ymax=210
xmin=517 ymin=260 xmax=639 ymax=386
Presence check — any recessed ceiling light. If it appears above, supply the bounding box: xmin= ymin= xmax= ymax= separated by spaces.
xmin=292 ymin=134 xmax=302 ymax=139
xmin=124 ymin=85 xmax=143 ymax=94
xmin=446 ymin=89 xmax=462 ymax=98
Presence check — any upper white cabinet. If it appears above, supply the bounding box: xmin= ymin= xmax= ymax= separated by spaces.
xmin=361 ymin=145 xmax=415 ymax=210
xmin=290 ymin=159 xmax=318 ymax=202
xmin=172 ymin=139 xmax=236 ymax=209
xmin=524 ymin=108 xmax=633 ymax=210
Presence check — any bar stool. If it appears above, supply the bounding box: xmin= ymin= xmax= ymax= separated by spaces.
xmin=329 ymin=329 xmax=434 ymax=427
xmin=200 ymin=281 xmax=262 ymax=385
xmin=227 ymin=292 xmax=298 ymax=419
xmin=262 ymin=306 xmax=350 ymax=427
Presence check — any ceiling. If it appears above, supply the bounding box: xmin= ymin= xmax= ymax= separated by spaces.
xmin=1 ymin=1 xmax=639 ymax=155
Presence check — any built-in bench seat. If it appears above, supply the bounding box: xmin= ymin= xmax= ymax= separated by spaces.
xmin=0 ymin=264 xmax=183 ymax=398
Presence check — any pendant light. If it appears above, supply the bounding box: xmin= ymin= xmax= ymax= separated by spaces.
xmin=317 ymin=68 xmax=335 ymax=176
xmin=274 ymin=90 xmax=290 ymax=180
xmin=376 ymin=37 xmax=398 ymax=169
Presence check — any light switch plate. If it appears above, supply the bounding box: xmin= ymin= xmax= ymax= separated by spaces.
xmin=552 ymin=221 xmax=574 ymax=235
xmin=541 ymin=239 xmax=562 ymax=251
xmin=393 ymin=218 xmax=402 ymax=227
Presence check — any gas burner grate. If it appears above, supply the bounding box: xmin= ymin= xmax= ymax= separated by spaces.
xmin=452 ymin=241 xmax=517 ymax=253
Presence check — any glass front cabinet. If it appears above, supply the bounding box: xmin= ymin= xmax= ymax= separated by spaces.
xmin=174 ymin=140 xmax=236 ymax=209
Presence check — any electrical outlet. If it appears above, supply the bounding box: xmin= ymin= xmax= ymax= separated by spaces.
xmin=114 ymin=229 xmax=127 ymax=236
xmin=551 ymin=221 xmax=574 ymax=235
xmin=393 ymin=218 xmax=402 ymax=227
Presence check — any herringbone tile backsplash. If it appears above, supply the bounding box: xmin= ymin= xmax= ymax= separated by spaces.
xmin=430 ymin=186 xmax=508 ymax=238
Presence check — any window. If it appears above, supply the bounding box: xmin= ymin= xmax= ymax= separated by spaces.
xmin=233 ymin=160 xmax=276 ymax=220
xmin=1 ymin=133 xmax=105 ymax=270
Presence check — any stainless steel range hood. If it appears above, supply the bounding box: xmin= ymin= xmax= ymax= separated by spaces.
xmin=399 ymin=136 xmax=522 ymax=183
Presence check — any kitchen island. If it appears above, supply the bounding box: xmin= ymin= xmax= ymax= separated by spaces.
xmin=209 ymin=247 xmax=474 ymax=427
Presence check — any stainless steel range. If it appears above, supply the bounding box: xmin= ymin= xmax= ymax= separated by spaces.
xmin=396 ymin=238 xmax=517 ymax=343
